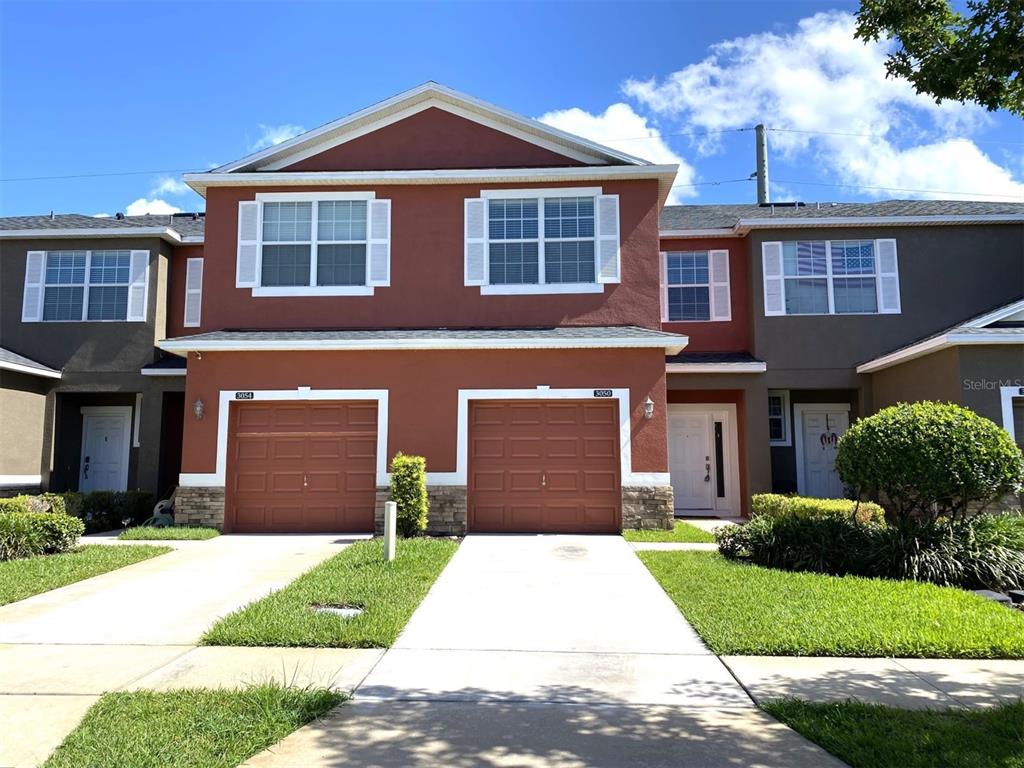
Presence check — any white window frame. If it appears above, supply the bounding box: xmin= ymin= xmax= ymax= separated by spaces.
xmin=663 ymin=250 xmax=713 ymax=322
xmin=252 ymin=191 xmax=376 ymax=297
xmin=767 ymin=389 xmax=791 ymax=446
xmin=479 ymin=187 xmax=604 ymax=295
xmin=40 ymin=249 xmax=135 ymax=323
xmin=777 ymin=239 xmax=891 ymax=317
xmin=1001 ymin=386 xmax=1024 ymax=444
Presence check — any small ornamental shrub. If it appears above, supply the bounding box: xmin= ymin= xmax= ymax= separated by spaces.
xmin=751 ymin=493 xmax=885 ymax=525
xmin=0 ymin=510 xmax=84 ymax=561
xmin=389 ymin=453 xmax=429 ymax=537
xmin=836 ymin=402 xmax=1024 ymax=523
xmin=69 ymin=491 xmax=155 ymax=533
xmin=0 ymin=497 xmax=35 ymax=515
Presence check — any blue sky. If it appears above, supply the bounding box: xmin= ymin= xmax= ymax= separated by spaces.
xmin=1 ymin=0 xmax=1021 ymax=217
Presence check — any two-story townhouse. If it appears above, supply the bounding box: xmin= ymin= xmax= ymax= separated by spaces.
xmin=0 ymin=213 xmax=205 ymax=499
xmin=157 ymin=83 xmax=687 ymax=534
xmin=657 ymin=201 xmax=1024 ymax=514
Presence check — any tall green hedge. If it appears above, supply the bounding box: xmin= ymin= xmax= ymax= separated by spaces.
xmin=389 ymin=453 xmax=429 ymax=537
xmin=751 ymin=493 xmax=886 ymax=524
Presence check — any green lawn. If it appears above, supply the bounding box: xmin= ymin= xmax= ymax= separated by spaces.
xmin=43 ymin=685 xmax=345 ymax=768
xmin=203 ymin=537 xmax=459 ymax=647
xmin=118 ymin=526 xmax=220 ymax=541
xmin=765 ymin=699 xmax=1024 ymax=768
xmin=0 ymin=544 xmax=171 ymax=606
xmin=639 ymin=550 xmax=1024 ymax=658
xmin=623 ymin=520 xmax=716 ymax=543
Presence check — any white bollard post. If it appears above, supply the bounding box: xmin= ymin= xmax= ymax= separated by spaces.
xmin=383 ymin=501 xmax=397 ymax=562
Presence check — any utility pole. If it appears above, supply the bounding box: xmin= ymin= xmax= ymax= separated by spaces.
xmin=755 ymin=124 xmax=769 ymax=205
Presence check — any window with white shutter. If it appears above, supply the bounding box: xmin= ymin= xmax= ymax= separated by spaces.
xmin=236 ymin=201 xmax=259 ymax=287
xmin=709 ymin=249 xmax=731 ymax=321
xmin=21 ymin=251 xmax=45 ymax=322
xmin=663 ymin=249 xmax=730 ymax=322
xmin=762 ymin=242 xmax=785 ymax=316
xmin=469 ymin=187 xmax=610 ymax=295
xmin=26 ymin=249 xmax=148 ymax=323
xmin=875 ymin=239 xmax=901 ymax=313
xmin=366 ymin=199 xmax=391 ymax=287
xmin=126 ymin=250 xmax=149 ymax=321
xmin=184 ymin=258 xmax=203 ymax=328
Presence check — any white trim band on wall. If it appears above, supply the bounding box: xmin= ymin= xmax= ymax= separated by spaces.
xmin=0 ymin=474 xmax=43 ymax=487
xmin=178 ymin=385 xmax=667 ymax=490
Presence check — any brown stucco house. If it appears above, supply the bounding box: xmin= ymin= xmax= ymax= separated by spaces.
xmin=2 ymin=83 xmax=1022 ymax=530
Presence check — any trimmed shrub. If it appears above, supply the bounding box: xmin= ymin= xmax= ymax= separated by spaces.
xmin=0 ymin=496 xmax=34 ymax=515
xmin=751 ymin=493 xmax=885 ymax=525
xmin=836 ymin=402 xmax=1024 ymax=522
xmin=0 ymin=511 xmax=84 ymax=561
xmin=70 ymin=491 xmax=155 ymax=534
xmin=389 ymin=453 xmax=429 ymax=537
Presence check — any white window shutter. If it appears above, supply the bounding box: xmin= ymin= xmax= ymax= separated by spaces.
xmin=596 ymin=194 xmax=620 ymax=283
xmin=126 ymin=250 xmax=149 ymax=322
xmin=464 ymin=198 xmax=487 ymax=286
xmin=21 ymin=251 xmax=45 ymax=322
xmin=762 ymin=241 xmax=785 ymax=316
xmin=659 ymin=251 xmax=668 ymax=322
xmin=236 ymin=201 xmax=259 ymax=288
xmin=876 ymin=239 xmax=901 ymax=314
xmin=366 ymin=199 xmax=391 ymax=287
xmin=184 ymin=257 xmax=203 ymax=328
xmin=709 ymin=249 xmax=732 ymax=321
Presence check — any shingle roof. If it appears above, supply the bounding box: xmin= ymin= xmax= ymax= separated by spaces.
xmin=660 ymin=200 xmax=1024 ymax=231
xmin=665 ymin=351 xmax=763 ymax=365
xmin=160 ymin=326 xmax=688 ymax=353
xmin=0 ymin=213 xmax=205 ymax=238
xmin=0 ymin=347 xmax=61 ymax=378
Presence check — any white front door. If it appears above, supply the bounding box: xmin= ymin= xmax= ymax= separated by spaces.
xmin=668 ymin=411 xmax=714 ymax=510
xmin=799 ymin=409 xmax=850 ymax=498
xmin=80 ymin=409 xmax=131 ymax=492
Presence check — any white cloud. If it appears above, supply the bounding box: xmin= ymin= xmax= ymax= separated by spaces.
xmin=92 ymin=213 xmax=111 ymax=218
xmin=537 ymin=103 xmax=697 ymax=202
xmin=249 ymin=123 xmax=306 ymax=152
xmin=623 ymin=11 xmax=1024 ymax=201
xmin=151 ymin=177 xmax=190 ymax=196
xmin=125 ymin=198 xmax=182 ymax=216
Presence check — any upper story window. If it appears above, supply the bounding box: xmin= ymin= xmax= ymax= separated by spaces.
xmin=661 ymin=249 xmax=731 ymax=322
xmin=21 ymin=249 xmax=149 ymax=323
xmin=235 ymin=192 xmax=390 ymax=296
xmin=762 ymin=239 xmax=901 ymax=317
xmin=464 ymin=188 xmax=620 ymax=295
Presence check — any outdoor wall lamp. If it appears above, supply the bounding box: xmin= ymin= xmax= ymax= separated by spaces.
xmin=193 ymin=398 xmax=205 ymax=420
xmin=643 ymin=396 xmax=655 ymax=420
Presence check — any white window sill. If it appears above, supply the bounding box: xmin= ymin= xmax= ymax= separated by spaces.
xmin=251 ymin=286 xmax=376 ymax=297
xmin=480 ymin=283 xmax=606 ymax=296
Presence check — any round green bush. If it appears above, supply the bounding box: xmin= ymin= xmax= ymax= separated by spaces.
xmin=836 ymin=401 xmax=1024 ymax=521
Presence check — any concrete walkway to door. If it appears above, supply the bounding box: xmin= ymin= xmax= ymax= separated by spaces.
xmin=245 ymin=535 xmax=845 ymax=768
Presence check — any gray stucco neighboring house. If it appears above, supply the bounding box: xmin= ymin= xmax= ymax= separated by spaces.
xmin=0 ymin=213 xmax=204 ymax=497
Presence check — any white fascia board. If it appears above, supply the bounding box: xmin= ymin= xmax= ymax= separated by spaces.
xmin=737 ymin=214 xmax=1024 ymax=231
xmin=140 ymin=367 xmax=186 ymax=377
xmin=960 ymin=297 xmax=1024 ymax=329
xmin=0 ymin=227 xmax=184 ymax=243
xmin=181 ymin=235 xmax=205 ymax=244
xmin=660 ymin=228 xmax=741 ymax=239
xmin=211 ymin=83 xmax=648 ymax=174
xmin=666 ymin=362 xmax=767 ymax=373
xmin=857 ymin=332 xmax=1024 ymax=373
xmin=159 ymin=335 xmax=689 ymax=356
xmin=0 ymin=360 xmax=62 ymax=379
xmin=183 ymin=164 xmax=680 ymax=199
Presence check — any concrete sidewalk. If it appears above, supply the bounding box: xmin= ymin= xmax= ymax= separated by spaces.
xmin=244 ymin=535 xmax=845 ymax=768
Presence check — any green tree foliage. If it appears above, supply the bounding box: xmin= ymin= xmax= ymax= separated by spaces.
xmin=856 ymin=0 xmax=1024 ymax=116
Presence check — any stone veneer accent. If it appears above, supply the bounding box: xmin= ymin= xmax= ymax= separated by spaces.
xmin=375 ymin=485 xmax=468 ymax=536
xmin=175 ymin=486 xmax=226 ymax=530
xmin=621 ymin=485 xmax=674 ymax=530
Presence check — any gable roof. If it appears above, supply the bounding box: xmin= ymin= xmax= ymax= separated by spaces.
xmin=0 ymin=213 xmax=205 ymax=242
xmin=0 ymin=347 xmax=62 ymax=379
xmin=857 ymin=297 xmax=1024 ymax=373
xmin=661 ymin=200 xmax=1024 ymax=235
xmin=212 ymin=82 xmax=651 ymax=174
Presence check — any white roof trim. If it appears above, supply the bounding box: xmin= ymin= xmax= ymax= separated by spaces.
xmin=857 ymin=331 xmax=1024 ymax=373
xmin=0 ymin=227 xmax=185 ymax=243
xmin=160 ymin=334 xmax=689 ymax=356
xmin=660 ymin=228 xmax=741 ymax=239
xmin=958 ymin=297 xmax=1024 ymax=329
xmin=140 ymin=367 xmax=186 ymax=377
xmin=0 ymin=359 xmax=62 ymax=379
xmin=659 ymin=213 xmax=1024 ymax=238
xmin=666 ymin=362 xmax=766 ymax=373
xmin=213 ymin=83 xmax=649 ymax=174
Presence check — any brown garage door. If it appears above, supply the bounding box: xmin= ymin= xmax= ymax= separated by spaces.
xmin=468 ymin=400 xmax=620 ymax=533
xmin=226 ymin=401 xmax=377 ymax=533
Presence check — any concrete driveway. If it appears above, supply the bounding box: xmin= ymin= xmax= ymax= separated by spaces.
xmin=0 ymin=533 xmax=361 ymax=768
xmin=246 ymin=535 xmax=844 ymax=768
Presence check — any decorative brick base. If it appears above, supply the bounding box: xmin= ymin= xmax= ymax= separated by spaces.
xmin=175 ymin=486 xmax=225 ymax=530
xmin=375 ymin=485 xmax=468 ymax=536
xmin=621 ymin=485 xmax=674 ymax=530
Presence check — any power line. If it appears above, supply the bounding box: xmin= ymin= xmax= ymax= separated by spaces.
xmin=773 ymin=177 xmax=1024 ymax=200
xmin=1 ymin=168 xmax=199 ymax=183
xmin=675 ymin=178 xmax=752 ymax=188
xmin=768 ymin=126 xmax=1024 ymax=147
